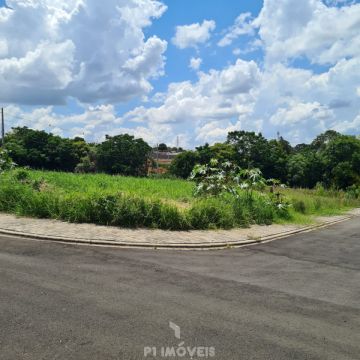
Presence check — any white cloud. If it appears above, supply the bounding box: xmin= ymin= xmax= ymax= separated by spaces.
xmin=4 ymin=0 xmax=360 ymax=148
xmin=124 ymin=59 xmax=260 ymax=123
xmin=122 ymin=48 xmax=360 ymax=146
xmin=0 ymin=39 xmax=8 ymax=56
xmin=0 ymin=0 xmax=167 ymax=105
xmin=122 ymin=0 xmax=360 ymax=145
xmin=4 ymin=104 xmax=124 ymax=139
xmin=195 ymin=121 xmax=238 ymax=143
xmin=6 ymin=54 xmax=360 ymax=147
xmin=270 ymin=101 xmax=334 ymax=126
xmin=189 ymin=57 xmax=202 ymax=71
xmin=333 ymin=113 xmax=360 ymax=132
xmin=4 ymin=103 xmax=186 ymax=146
xmin=254 ymin=0 xmax=360 ymax=64
xmin=324 ymin=0 xmax=357 ymax=6
xmin=119 ymin=59 xmax=261 ymax=144
xmin=172 ymin=20 xmax=216 ymax=49
xmin=218 ymin=12 xmax=254 ymax=47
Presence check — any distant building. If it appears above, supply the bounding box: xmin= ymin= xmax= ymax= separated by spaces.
xmin=148 ymin=150 xmax=182 ymax=174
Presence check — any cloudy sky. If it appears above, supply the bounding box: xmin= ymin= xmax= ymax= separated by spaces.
xmin=1 ymin=0 xmax=360 ymax=148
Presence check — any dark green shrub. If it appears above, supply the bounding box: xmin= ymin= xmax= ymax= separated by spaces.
xmin=293 ymin=199 xmax=307 ymax=214
xmin=56 ymin=195 xmax=95 ymax=223
xmin=155 ymin=204 xmax=190 ymax=230
xmin=250 ymin=198 xmax=275 ymax=225
xmin=91 ymin=195 xmax=119 ymax=225
xmin=14 ymin=169 xmax=31 ymax=182
xmin=188 ymin=198 xmax=235 ymax=229
xmin=0 ymin=148 xmax=16 ymax=173
xmin=232 ymin=198 xmax=251 ymax=227
xmin=314 ymin=198 xmax=322 ymax=211
xmin=346 ymin=185 xmax=360 ymax=199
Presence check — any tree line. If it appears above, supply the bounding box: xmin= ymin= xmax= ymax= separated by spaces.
xmin=4 ymin=127 xmax=151 ymax=176
xmin=170 ymin=130 xmax=360 ymax=190
xmin=2 ymin=126 xmax=360 ymax=190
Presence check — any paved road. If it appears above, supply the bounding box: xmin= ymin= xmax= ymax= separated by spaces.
xmin=0 ymin=219 xmax=359 ymax=360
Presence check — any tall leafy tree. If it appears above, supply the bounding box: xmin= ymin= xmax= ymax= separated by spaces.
xmin=227 ymin=131 xmax=272 ymax=177
xmin=158 ymin=143 xmax=168 ymax=152
xmin=169 ymin=151 xmax=199 ymax=179
xmin=287 ymin=152 xmax=325 ymax=188
xmin=210 ymin=143 xmax=237 ymax=163
xmin=267 ymin=138 xmax=292 ymax=182
xmin=321 ymin=135 xmax=360 ymax=188
xmin=5 ymin=127 xmax=81 ymax=171
xmin=97 ymin=134 xmax=151 ymax=176
xmin=311 ymin=130 xmax=341 ymax=151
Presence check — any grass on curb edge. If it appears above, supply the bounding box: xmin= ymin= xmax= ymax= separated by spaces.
xmin=0 ymin=169 xmax=359 ymax=230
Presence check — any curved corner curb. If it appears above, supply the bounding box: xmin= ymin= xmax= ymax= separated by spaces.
xmin=0 ymin=214 xmax=355 ymax=250
xmin=253 ymin=215 xmax=353 ymax=246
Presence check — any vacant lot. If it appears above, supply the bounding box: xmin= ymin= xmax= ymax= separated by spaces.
xmin=0 ymin=170 xmax=359 ymax=230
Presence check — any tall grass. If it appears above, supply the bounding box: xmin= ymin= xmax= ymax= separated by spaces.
xmin=0 ymin=169 xmax=359 ymax=230
xmin=23 ymin=170 xmax=194 ymax=202
xmin=283 ymin=188 xmax=360 ymax=224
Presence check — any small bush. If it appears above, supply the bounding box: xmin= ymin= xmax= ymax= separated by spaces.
xmin=346 ymin=185 xmax=360 ymax=199
xmin=188 ymin=198 xmax=235 ymax=229
xmin=14 ymin=169 xmax=31 ymax=182
xmin=314 ymin=198 xmax=322 ymax=211
xmin=0 ymin=148 xmax=16 ymax=173
xmin=315 ymin=182 xmax=326 ymax=196
xmin=293 ymin=199 xmax=307 ymax=214
xmin=250 ymin=199 xmax=275 ymax=225
xmin=232 ymin=198 xmax=251 ymax=227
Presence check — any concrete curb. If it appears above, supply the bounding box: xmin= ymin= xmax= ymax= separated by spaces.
xmin=0 ymin=213 xmax=355 ymax=250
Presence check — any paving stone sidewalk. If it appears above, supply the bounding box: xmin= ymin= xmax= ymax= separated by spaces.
xmin=1 ymin=210 xmax=359 ymax=248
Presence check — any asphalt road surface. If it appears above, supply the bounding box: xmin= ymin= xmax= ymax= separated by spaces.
xmin=0 ymin=218 xmax=359 ymax=360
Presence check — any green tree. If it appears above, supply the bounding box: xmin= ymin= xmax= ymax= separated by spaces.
xmin=287 ymin=151 xmax=325 ymax=188
xmin=96 ymin=134 xmax=151 ymax=176
xmin=293 ymin=143 xmax=311 ymax=153
xmin=321 ymin=135 xmax=360 ymax=188
xmin=195 ymin=143 xmax=213 ymax=164
xmin=311 ymin=130 xmax=341 ymax=151
xmin=5 ymin=127 xmax=81 ymax=171
xmin=169 ymin=151 xmax=199 ymax=179
xmin=227 ymin=131 xmax=272 ymax=177
xmin=158 ymin=143 xmax=168 ymax=152
xmin=209 ymin=143 xmax=237 ymax=163
xmin=267 ymin=138 xmax=292 ymax=182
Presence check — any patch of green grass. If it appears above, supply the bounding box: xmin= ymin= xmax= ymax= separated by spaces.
xmin=12 ymin=170 xmax=195 ymax=202
xmin=0 ymin=169 xmax=359 ymax=230
xmin=277 ymin=187 xmax=360 ymax=225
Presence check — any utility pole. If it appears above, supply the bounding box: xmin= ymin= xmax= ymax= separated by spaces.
xmin=156 ymin=143 xmax=159 ymax=173
xmin=1 ymin=107 xmax=4 ymax=146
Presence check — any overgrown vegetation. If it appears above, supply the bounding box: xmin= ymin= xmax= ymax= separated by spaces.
xmin=1 ymin=127 xmax=360 ymax=230
xmin=0 ymin=168 xmax=359 ymax=230
xmin=0 ymin=148 xmax=16 ymax=173
xmin=3 ymin=127 xmax=360 ymax=191
xmin=4 ymin=127 xmax=151 ymax=176
xmin=170 ymin=130 xmax=360 ymax=191
xmin=190 ymin=159 xmax=291 ymax=222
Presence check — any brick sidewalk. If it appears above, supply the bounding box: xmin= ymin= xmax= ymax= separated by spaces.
xmin=1 ymin=210 xmax=359 ymax=249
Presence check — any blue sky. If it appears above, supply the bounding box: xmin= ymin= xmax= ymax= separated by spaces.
xmin=149 ymin=0 xmax=264 ymax=84
xmin=0 ymin=0 xmax=360 ymax=147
